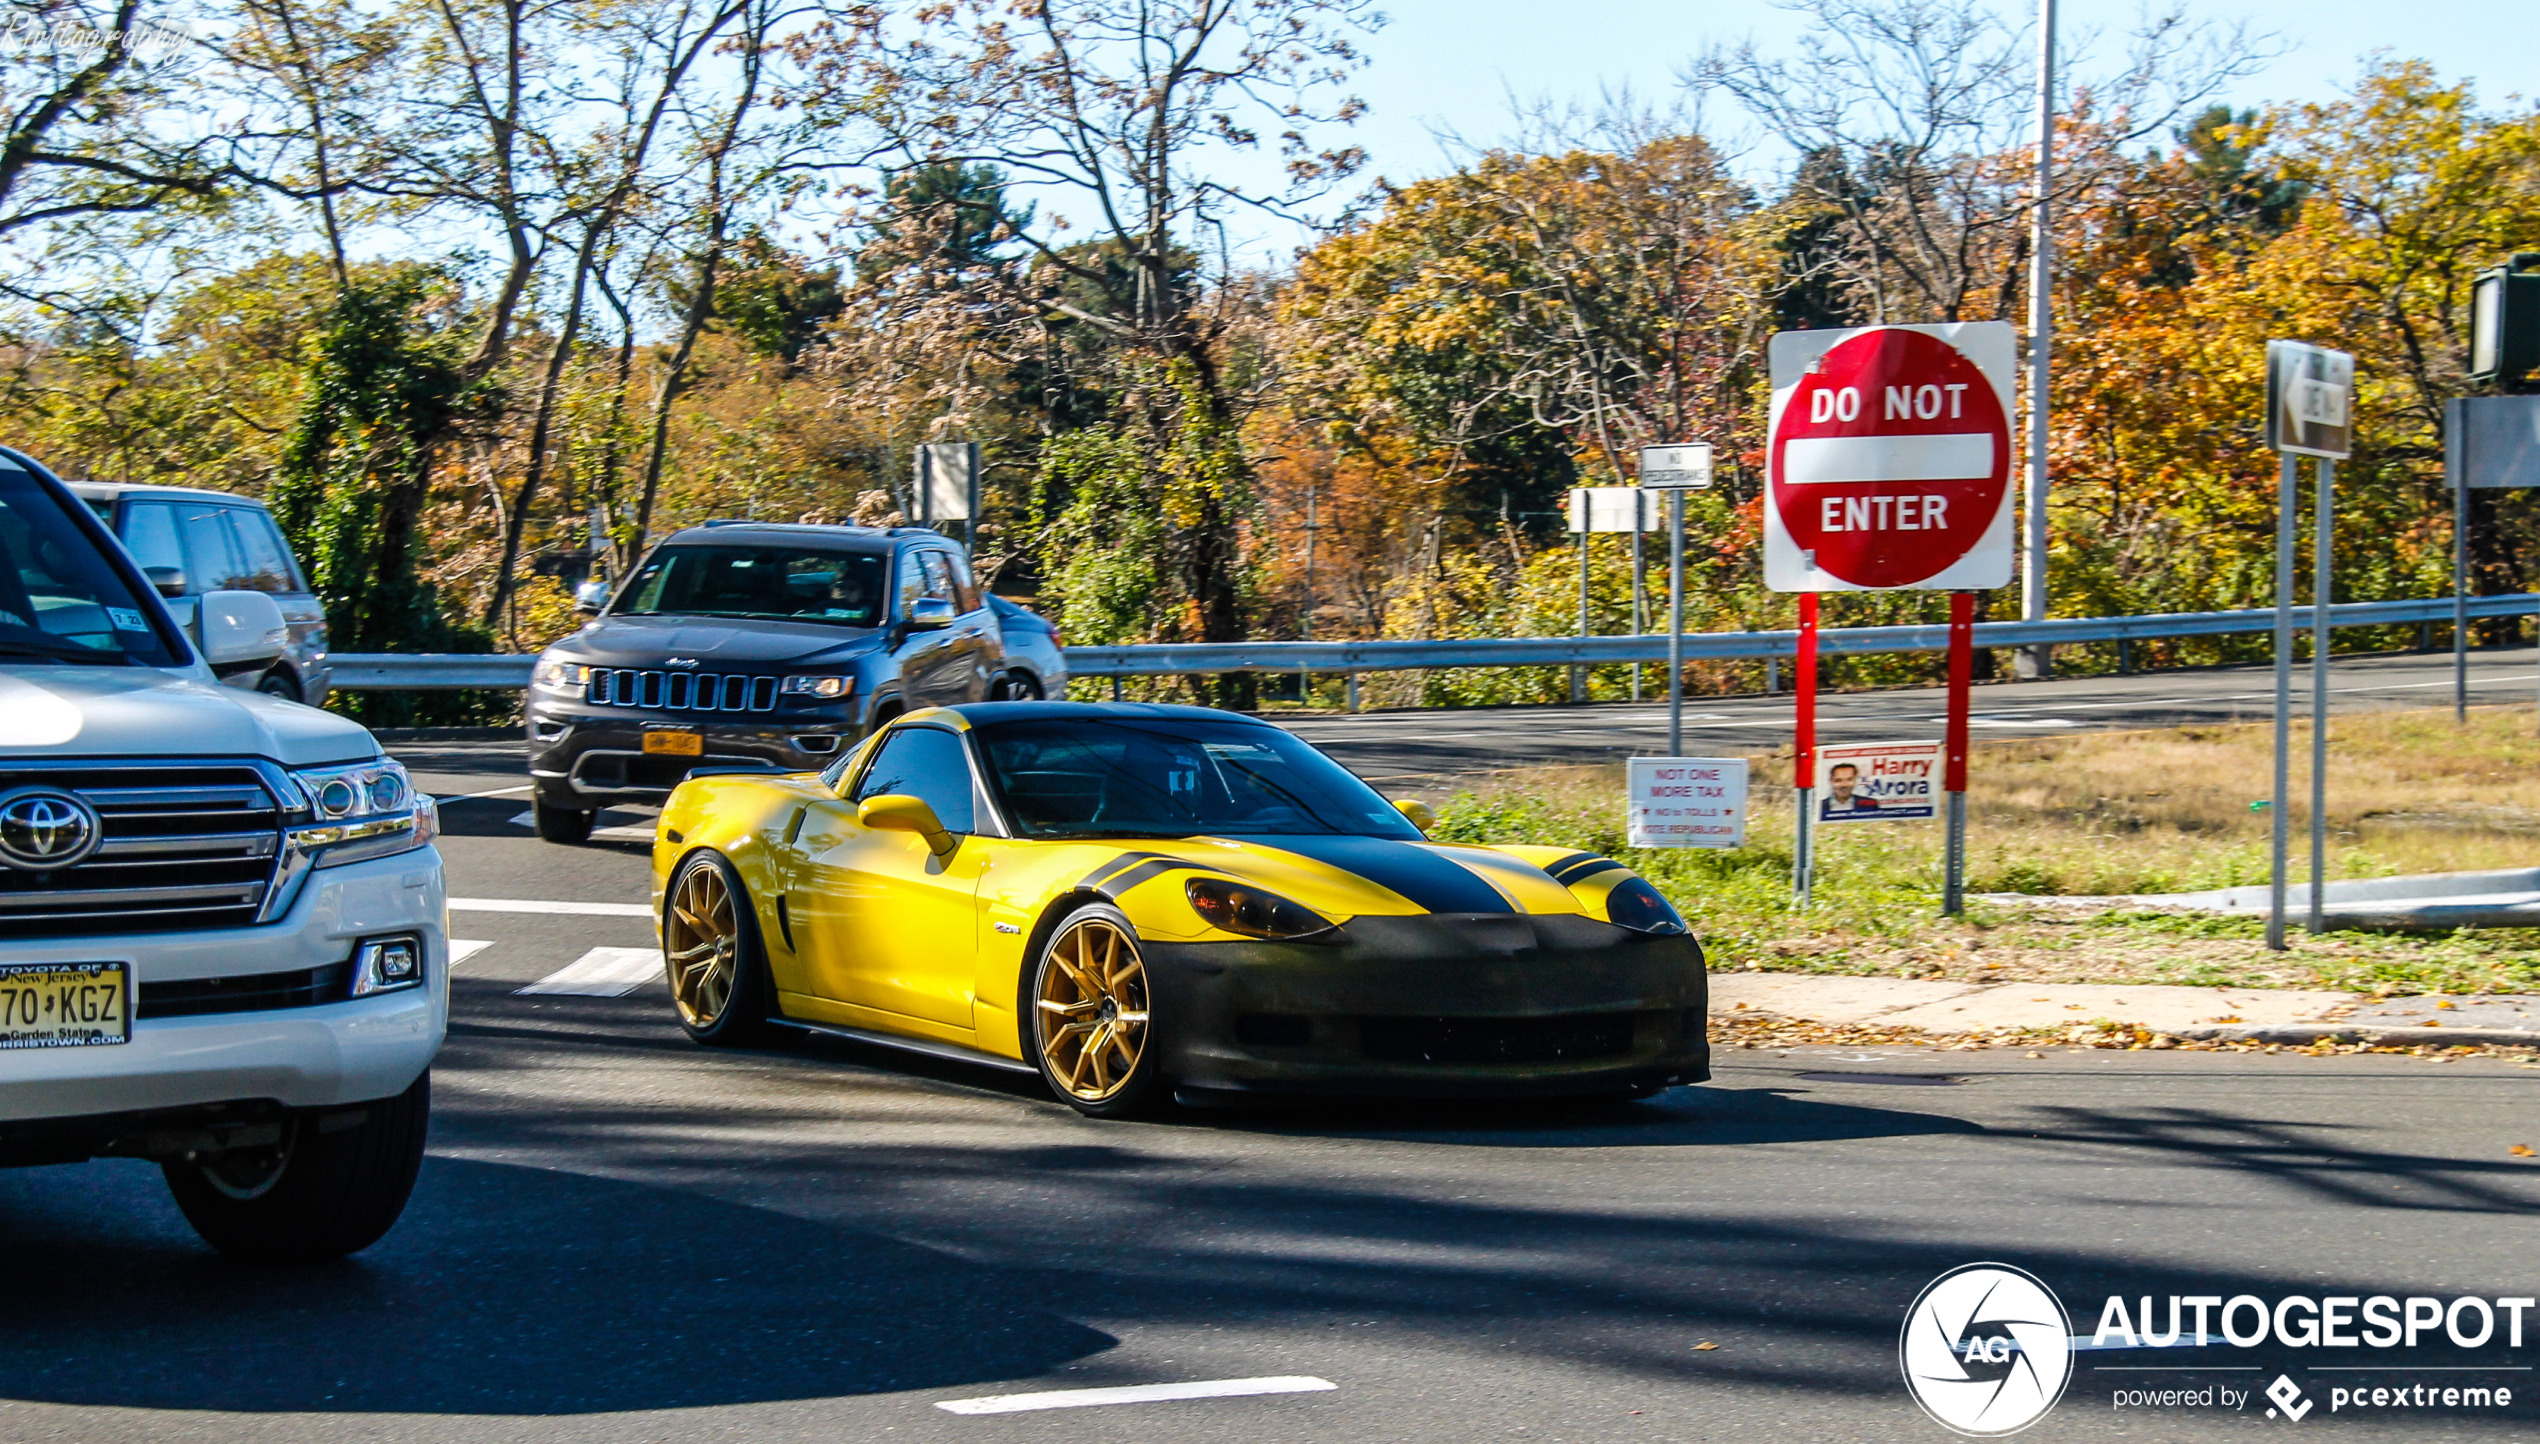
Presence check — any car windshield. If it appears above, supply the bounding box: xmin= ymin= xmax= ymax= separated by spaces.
xmin=975 ymin=715 xmax=1422 ymax=840
xmin=614 ymin=545 xmax=889 ymax=627
xmin=0 ymin=462 xmax=181 ymax=667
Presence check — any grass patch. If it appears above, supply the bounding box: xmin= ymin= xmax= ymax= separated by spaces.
xmin=1412 ymin=704 xmax=2540 ymax=996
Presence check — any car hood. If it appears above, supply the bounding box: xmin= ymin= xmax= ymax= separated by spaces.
xmin=0 ymin=668 xmax=381 ymax=766
xmin=1107 ymin=833 xmax=1586 ymax=923
xmin=556 ymin=614 xmax=885 ymax=667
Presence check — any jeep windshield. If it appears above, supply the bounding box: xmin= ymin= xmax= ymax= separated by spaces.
xmin=613 ymin=545 xmax=890 ymax=628
xmin=0 ymin=460 xmax=182 ymax=666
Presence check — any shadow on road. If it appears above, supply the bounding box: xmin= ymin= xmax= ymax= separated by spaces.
xmin=0 ymin=1155 xmax=1114 ymax=1414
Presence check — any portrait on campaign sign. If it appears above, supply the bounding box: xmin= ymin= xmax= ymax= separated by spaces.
xmin=1815 ymin=740 xmax=1940 ymax=822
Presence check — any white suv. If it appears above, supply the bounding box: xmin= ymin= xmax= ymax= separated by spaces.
xmin=0 ymin=446 xmax=446 ymax=1260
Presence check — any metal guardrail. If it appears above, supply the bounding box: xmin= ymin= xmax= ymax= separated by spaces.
xmin=331 ymin=593 xmax=2540 ymax=689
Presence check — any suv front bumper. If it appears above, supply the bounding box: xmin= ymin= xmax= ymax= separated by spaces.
xmin=0 ymin=847 xmax=449 ymax=1125
xmin=525 ymin=703 xmax=852 ymax=809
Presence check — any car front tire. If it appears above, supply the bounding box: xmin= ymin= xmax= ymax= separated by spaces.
xmin=534 ymin=799 xmax=595 ymax=844
xmin=163 ymin=1072 xmax=431 ymax=1262
xmin=663 ymin=850 xmax=771 ymax=1046
xmin=255 ymin=670 xmax=300 ymax=702
xmin=1026 ymin=902 xmax=1168 ymax=1118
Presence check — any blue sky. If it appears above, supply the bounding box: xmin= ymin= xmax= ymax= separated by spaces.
xmin=1341 ymin=0 xmax=2535 ymax=184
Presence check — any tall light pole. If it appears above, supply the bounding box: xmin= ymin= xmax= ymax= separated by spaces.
xmin=2018 ymin=0 xmax=2057 ymax=679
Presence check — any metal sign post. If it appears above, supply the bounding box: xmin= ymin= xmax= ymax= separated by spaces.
xmin=1765 ymin=323 xmax=2017 ymax=913
xmin=2448 ymin=396 xmax=2540 ymax=725
xmin=1637 ymin=444 xmax=1715 ymax=755
xmin=1568 ymin=486 xmax=1666 ymax=707
xmin=2264 ymin=340 xmax=2354 ymax=948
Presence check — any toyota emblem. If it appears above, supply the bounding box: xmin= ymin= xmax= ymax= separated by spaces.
xmin=0 ymin=787 xmax=103 ymax=870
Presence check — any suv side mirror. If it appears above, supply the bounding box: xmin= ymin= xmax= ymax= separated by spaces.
xmin=905 ymin=596 xmax=956 ymax=631
xmin=144 ymin=565 xmax=188 ymax=598
xmin=573 ymin=578 xmax=611 ymax=614
xmin=859 ymin=793 xmax=956 ymax=856
xmin=198 ymin=589 xmax=290 ymax=671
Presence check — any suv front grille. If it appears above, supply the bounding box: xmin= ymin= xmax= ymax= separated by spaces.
xmin=587 ymin=669 xmax=778 ymax=714
xmin=0 ymin=764 xmax=281 ymax=937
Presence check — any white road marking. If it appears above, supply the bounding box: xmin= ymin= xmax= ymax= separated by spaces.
xmin=935 ymin=1377 xmax=1338 ymax=1416
xmin=450 ymin=897 xmax=653 ymax=917
xmin=507 ymin=809 xmax=533 ymax=828
xmin=433 ymin=784 xmax=536 ymax=803
xmin=516 ymin=946 xmax=665 ymax=997
xmin=449 ymin=939 xmax=493 ymax=969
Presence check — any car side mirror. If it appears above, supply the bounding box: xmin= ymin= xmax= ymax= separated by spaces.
xmin=144 ymin=565 xmax=188 ymax=598
xmin=197 ymin=589 xmax=290 ymax=671
xmin=859 ymin=793 xmax=957 ymax=856
xmin=573 ymin=578 xmax=610 ymax=614
xmin=1394 ymin=799 xmax=1438 ymax=831
xmin=905 ymin=596 xmax=956 ymax=631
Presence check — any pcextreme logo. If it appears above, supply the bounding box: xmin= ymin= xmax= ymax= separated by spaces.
xmin=1899 ymin=1263 xmax=2075 ymax=1436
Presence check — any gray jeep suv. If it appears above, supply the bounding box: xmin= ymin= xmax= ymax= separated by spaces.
xmin=523 ymin=522 xmax=1012 ymax=843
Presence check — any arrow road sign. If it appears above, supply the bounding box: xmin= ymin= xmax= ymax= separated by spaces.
xmin=1764 ymin=323 xmax=2017 ymax=592
xmin=2266 ymin=340 xmax=2354 ymax=460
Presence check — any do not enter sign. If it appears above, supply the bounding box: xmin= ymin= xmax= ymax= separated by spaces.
xmin=1764 ymin=322 xmax=2017 ymax=591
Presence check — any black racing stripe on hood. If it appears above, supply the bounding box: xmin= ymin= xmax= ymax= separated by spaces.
xmin=1554 ymin=856 xmax=1627 ymax=885
xmin=1235 ymin=834 xmax=1514 ymax=915
xmin=1076 ymin=852 xmax=1168 ymax=891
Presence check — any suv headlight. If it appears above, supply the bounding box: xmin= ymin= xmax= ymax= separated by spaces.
xmin=780 ymin=675 xmax=851 ymax=699
xmin=285 ymin=757 xmax=437 ymax=868
xmin=534 ymin=657 xmax=591 ymax=695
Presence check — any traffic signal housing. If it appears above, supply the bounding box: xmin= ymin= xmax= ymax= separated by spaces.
xmin=2469 ymin=253 xmax=2540 ymax=386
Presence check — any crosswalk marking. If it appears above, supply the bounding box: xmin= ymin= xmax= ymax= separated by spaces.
xmin=515 ymin=946 xmax=666 ymax=997
xmin=449 ymin=939 xmax=493 ymax=969
xmin=935 ymin=1377 xmax=1338 ymax=1416
xmin=450 ymin=897 xmax=653 ymax=917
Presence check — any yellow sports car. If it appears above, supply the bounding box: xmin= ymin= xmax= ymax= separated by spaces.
xmin=650 ymin=702 xmax=1709 ymax=1115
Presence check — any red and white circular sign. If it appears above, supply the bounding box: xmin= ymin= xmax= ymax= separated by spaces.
xmin=1768 ymin=327 xmax=2012 ymax=590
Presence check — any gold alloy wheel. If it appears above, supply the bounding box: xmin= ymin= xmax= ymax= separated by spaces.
xmin=665 ymin=861 xmax=739 ymax=1028
xmin=1035 ymin=916 xmax=1151 ymax=1102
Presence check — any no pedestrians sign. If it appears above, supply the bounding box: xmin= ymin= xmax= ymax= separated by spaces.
xmin=1764 ymin=323 xmax=2017 ymax=592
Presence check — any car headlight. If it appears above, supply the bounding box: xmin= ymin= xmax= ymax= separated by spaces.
xmin=780 ymin=675 xmax=851 ymax=699
xmin=533 ymin=657 xmax=591 ymax=695
xmin=1603 ymin=877 xmax=1689 ymax=935
xmin=285 ymin=757 xmax=437 ymax=868
xmin=1186 ymin=876 xmax=1334 ymax=940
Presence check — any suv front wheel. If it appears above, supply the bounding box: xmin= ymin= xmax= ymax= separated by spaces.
xmin=534 ymin=798 xmax=595 ymax=844
xmin=163 ymin=1072 xmax=432 ymax=1262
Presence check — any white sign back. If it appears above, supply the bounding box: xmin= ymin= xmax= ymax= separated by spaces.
xmin=1628 ymin=756 xmax=1748 ymax=848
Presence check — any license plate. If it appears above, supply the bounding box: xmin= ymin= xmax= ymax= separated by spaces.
xmin=643 ymin=730 xmax=703 ymax=757
xmin=0 ymin=962 xmax=129 ymax=1049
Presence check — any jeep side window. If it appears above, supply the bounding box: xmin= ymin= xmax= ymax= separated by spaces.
xmin=937 ymin=550 xmax=981 ymax=612
xmin=223 ymin=508 xmax=302 ymax=593
xmin=918 ymin=551 xmax=959 ymax=604
xmin=176 ymin=504 xmax=248 ymax=594
xmin=120 ymin=502 xmax=187 ymax=592
xmin=894 ymin=550 xmax=927 ymax=618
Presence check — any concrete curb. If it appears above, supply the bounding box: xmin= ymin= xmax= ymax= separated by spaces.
xmin=2174 ymin=1024 xmax=2540 ymax=1048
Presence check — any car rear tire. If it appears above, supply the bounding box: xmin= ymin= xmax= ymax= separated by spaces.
xmin=163 ymin=1072 xmax=431 ymax=1262
xmin=1002 ymin=672 xmax=1043 ymax=701
xmin=534 ymin=799 xmax=595 ymax=844
xmin=1026 ymin=903 xmax=1168 ymax=1118
xmin=663 ymin=850 xmax=771 ymax=1046
xmin=255 ymin=670 xmax=299 ymax=702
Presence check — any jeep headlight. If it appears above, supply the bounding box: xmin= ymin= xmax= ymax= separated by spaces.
xmin=285 ymin=757 xmax=437 ymax=868
xmin=780 ymin=674 xmax=851 ymax=699
xmin=533 ymin=656 xmax=591 ymax=695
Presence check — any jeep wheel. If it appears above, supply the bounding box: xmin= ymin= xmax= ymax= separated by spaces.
xmin=164 ymin=1072 xmax=431 ymax=1262
xmin=534 ymin=799 xmax=595 ymax=844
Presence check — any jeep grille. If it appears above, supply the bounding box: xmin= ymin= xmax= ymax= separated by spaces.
xmin=587 ymin=669 xmax=778 ymax=713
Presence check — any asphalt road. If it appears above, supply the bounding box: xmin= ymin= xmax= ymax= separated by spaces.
xmin=4 ymin=657 xmax=2538 ymax=1443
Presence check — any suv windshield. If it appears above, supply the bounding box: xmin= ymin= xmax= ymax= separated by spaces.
xmin=615 ymin=545 xmax=889 ymax=627
xmin=975 ymin=716 xmax=1422 ymax=840
xmin=0 ymin=461 xmax=181 ymax=666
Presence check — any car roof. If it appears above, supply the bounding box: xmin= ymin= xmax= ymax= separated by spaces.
xmin=663 ymin=521 xmax=940 ymax=552
xmin=925 ymin=700 xmax=1278 ymax=729
xmin=64 ymin=479 xmax=271 ymax=509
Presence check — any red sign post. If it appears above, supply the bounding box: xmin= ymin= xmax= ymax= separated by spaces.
xmin=1766 ymin=323 xmax=2016 ymax=910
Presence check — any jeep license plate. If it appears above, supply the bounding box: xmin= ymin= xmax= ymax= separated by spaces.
xmin=643 ymin=730 xmax=703 ymax=757
xmin=0 ymin=962 xmax=129 ymax=1049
